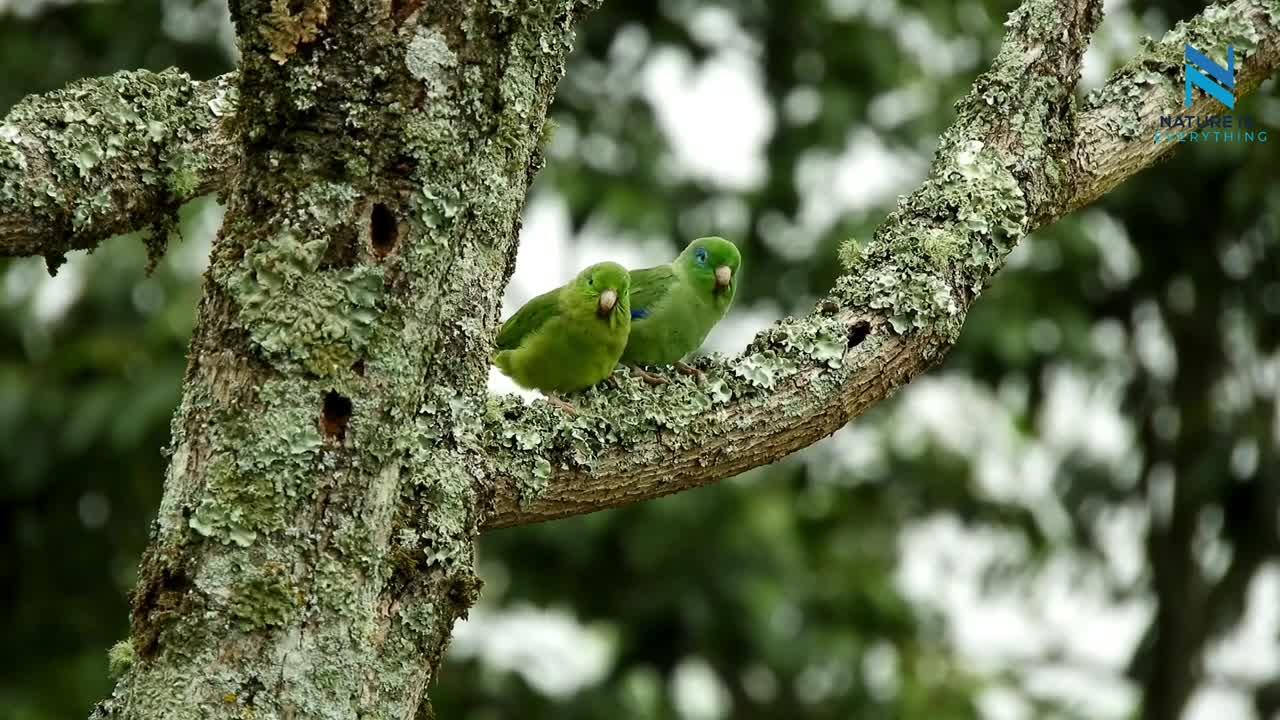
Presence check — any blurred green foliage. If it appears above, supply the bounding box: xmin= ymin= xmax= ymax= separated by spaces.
xmin=2 ymin=0 xmax=1278 ymax=719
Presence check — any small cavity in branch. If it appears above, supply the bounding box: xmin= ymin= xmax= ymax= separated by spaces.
xmin=321 ymin=390 xmax=353 ymax=442
xmin=848 ymin=320 xmax=871 ymax=348
xmin=370 ymin=203 xmax=399 ymax=257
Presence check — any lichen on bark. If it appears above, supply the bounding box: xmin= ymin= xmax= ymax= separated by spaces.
xmin=93 ymin=1 xmax=601 ymax=718
xmin=0 ymin=70 xmax=237 ymax=266
xmin=0 ymin=0 xmax=1264 ymax=715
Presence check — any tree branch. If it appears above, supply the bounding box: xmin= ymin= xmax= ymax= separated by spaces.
xmin=1064 ymin=0 xmax=1280 ymax=216
xmin=4 ymin=0 xmax=1269 ymax=273
xmin=0 ymin=69 xmax=236 ymax=265
xmin=480 ymin=0 xmax=1280 ymax=530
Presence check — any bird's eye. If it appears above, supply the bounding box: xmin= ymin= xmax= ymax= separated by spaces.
xmin=696 ymin=249 xmax=708 ymax=263
xmin=589 ymin=278 xmax=594 ymax=285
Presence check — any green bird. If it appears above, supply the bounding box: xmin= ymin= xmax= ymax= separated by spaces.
xmin=492 ymin=261 xmax=631 ymax=411
xmin=621 ymin=236 xmax=741 ymax=384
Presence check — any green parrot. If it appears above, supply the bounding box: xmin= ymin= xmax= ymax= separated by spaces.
xmin=492 ymin=261 xmax=631 ymax=410
xmin=621 ymin=236 xmax=741 ymax=384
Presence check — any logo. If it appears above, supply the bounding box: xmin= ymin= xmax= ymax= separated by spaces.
xmin=1153 ymin=44 xmax=1267 ymax=144
xmin=1184 ymin=44 xmax=1234 ymax=109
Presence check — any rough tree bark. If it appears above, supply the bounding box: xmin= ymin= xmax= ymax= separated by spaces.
xmin=0 ymin=0 xmax=1276 ymax=717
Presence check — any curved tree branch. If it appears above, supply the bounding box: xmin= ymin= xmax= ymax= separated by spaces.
xmin=480 ymin=0 xmax=1280 ymax=530
xmin=1064 ymin=0 xmax=1280 ymax=216
xmin=2 ymin=0 xmax=1270 ymax=272
xmin=0 ymin=69 xmax=236 ymax=265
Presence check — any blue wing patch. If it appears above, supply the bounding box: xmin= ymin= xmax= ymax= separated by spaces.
xmin=631 ymin=308 xmax=650 ymax=320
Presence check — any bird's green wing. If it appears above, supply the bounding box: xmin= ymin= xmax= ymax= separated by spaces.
xmin=628 ymin=264 xmax=678 ymax=320
xmin=495 ymin=288 xmax=561 ymax=349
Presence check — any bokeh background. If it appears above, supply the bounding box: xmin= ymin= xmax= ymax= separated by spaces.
xmin=3 ymin=0 xmax=1279 ymax=718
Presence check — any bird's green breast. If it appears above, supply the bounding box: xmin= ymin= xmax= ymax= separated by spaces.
xmin=497 ymin=296 xmax=629 ymax=393
xmin=621 ymin=274 xmax=732 ymax=366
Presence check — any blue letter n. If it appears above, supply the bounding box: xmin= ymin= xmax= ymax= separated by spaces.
xmin=1185 ymin=44 xmax=1235 ymax=109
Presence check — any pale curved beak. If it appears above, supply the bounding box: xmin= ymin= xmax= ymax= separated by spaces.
xmin=597 ymin=289 xmax=618 ymax=317
xmin=715 ymin=265 xmax=732 ymax=291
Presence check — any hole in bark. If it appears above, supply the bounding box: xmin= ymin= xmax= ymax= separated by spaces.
xmin=370 ymin=203 xmax=398 ymax=257
xmin=848 ymin=320 xmax=871 ymax=348
xmin=321 ymin=391 xmax=353 ymax=442
xmin=352 ymin=359 xmax=366 ymax=377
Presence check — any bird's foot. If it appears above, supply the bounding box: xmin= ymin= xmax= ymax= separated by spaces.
xmin=674 ymin=361 xmax=704 ymax=380
xmin=545 ymin=393 xmax=579 ymax=414
xmin=629 ymin=365 xmax=668 ymax=386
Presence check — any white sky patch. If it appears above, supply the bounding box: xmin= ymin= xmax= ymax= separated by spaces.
xmin=686 ymin=5 xmax=758 ymax=56
xmin=1206 ymin=564 xmax=1280 ymax=683
xmin=868 ymin=82 xmax=936 ymax=130
xmin=671 ymin=657 xmax=732 ymax=720
xmin=898 ymin=517 xmax=1046 ymax=664
xmin=893 ymin=13 xmax=980 ymax=77
xmin=1093 ymin=502 xmax=1149 ymax=587
xmin=642 ymin=46 xmax=774 ymax=191
xmin=1021 ymin=663 xmax=1139 ymax=718
xmin=826 ymin=0 xmax=978 ymax=76
xmin=1185 ymin=685 xmax=1257 ymax=720
xmin=1132 ymin=300 xmax=1178 ymax=382
xmin=1081 ymin=0 xmax=1143 ymax=90
xmin=1081 ymin=210 xmax=1141 ymax=288
xmin=24 ymin=253 xmax=86 ymax=325
xmin=174 ymin=198 xmax=221 ymax=278
xmin=0 ymin=0 xmax=82 ymax=19
xmin=794 ymin=128 xmax=929 ymax=242
xmin=898 ymin=516 xmax=1151 ymax=719
xmin=701 ymin=299 xmax=779 ymax=356
xmin=814 ymin=424 xmax=888 ymax=483
xmin=162 ymin=0 xmax=237 ymax=62
xmin=1038 ymin=364 xmax=1136 ymax=473
xmin=889 ymin=374 xmax=1071 ymax=535
xmin=449 ymin=604 xmax=615 ymax=698
xmin=978 ymin=685 xmax=1033 ymax=720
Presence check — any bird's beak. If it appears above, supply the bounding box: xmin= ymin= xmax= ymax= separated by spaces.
xmin=598 ymin=289 xmax=618 ymax=317
xmin=715 ymin=265 xmax=732 ymax=291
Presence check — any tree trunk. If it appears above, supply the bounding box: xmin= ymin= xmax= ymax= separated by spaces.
xmin=92 ymin=1 xmax=595 ymax=717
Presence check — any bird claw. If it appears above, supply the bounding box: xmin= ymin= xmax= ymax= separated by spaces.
xmin=630 ymin=366 xmax=668 ymax=386
xmin=545 ymin=393 xmax=579 ymax=414
xmin=674 ymin=361 xmax=704 ymax=380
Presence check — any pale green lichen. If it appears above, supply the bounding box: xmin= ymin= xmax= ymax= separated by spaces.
xmin=1162 ymin=2 xmax=1265 ymax=54
xmin=734 ymin=351 xmax=799 ymax=389
xmin=227 ymin=229 xmax=384 ymax=376
xmin=1 ymin=69 xmax=234 ymax=265
xmin=229 ymin=562 xmax=298 ymax=630
xmin=189 ymin=496 xmax=260 ymax=548
xmin=188 ymin=377 xmax=324 ymax=546
xmin=406 ymin=27 xmax=457 ymax=98
xmin=1084 ymin=0 xmax=1273 ymax=135
xmin=832 ymin=0 xmax=1069 ymax=340
xmin=98 ymin=2 xmax=613 ymax=717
